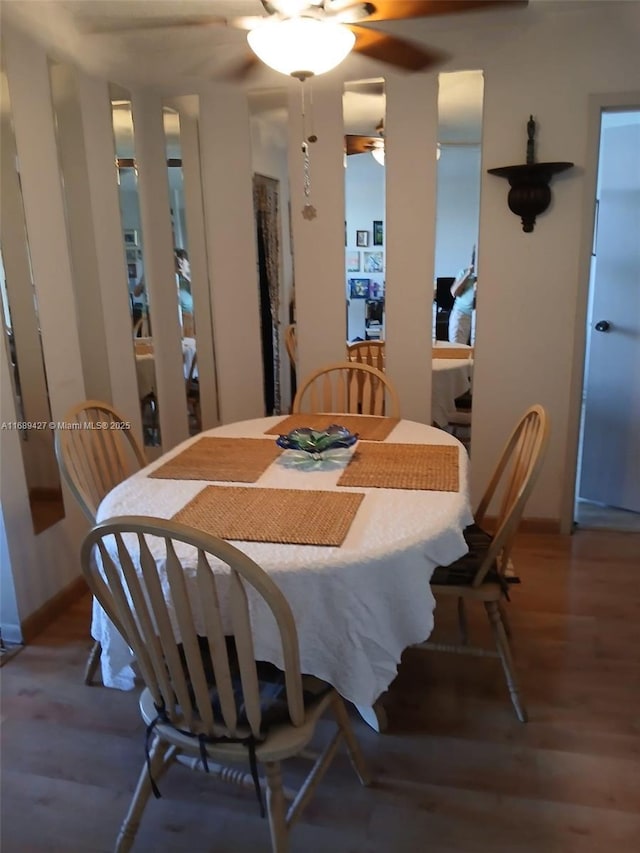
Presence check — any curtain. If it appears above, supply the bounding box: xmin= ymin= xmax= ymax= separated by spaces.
xmin=253 ymin=174 xmax=281 ymax=414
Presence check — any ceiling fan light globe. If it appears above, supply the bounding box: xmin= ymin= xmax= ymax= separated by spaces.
xmin=371 ymin=147 xmax=385 ymax=166
xmin=247 ymin=18 xmax=355 ymax=78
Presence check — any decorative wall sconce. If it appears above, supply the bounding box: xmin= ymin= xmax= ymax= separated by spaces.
xmin=487 ymin=116 xmax=573 ymax=232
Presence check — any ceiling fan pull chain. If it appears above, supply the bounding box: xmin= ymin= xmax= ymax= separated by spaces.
xmin=301 ymin=140 xmax=317 ymax=220
xmin=300 ymin=82 xmax=317 ymax=220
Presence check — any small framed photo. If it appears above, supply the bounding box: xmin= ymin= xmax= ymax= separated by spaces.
xmin=124 ymin=229 xmax=138 ymax=246
xmin=363 ymin=251 xmax=384 ymax=273
xmin=349 ymin=278 xmax=370 ymax=299
xmin=125 ymin=248 xmax=138 ymax=264
xmin=356 ymin=230 xmax=369 ymax=247
xmin=373 ymin=220 xmax=383 ymax=246
xmin=346 ymin=250 xmax=360 ymax=273
xmin=368 ymin=280 xmax=384 ymax=299
xmin=127 ymin=263 xmax=137 ymax=279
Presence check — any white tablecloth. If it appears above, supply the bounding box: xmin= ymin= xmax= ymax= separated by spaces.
xmin=134 ymin=337 xmax=197 ymax=399
xmin=93 ymin=416 xmax=473 ymax=704
xmin=432 ymin=342 xmax=474 ymax=428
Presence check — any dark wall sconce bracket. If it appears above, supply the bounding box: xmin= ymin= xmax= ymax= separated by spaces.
xmin=487 ymin=116 xmax=573 ymax=232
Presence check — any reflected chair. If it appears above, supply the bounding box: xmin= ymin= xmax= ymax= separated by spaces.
xmin=413 ymin=405 xmax=549 ymax=721
xmin=346 ymin=340 xmax=385 ymax=373
xmin=284 ymin=324 xmax=297 ymax=411
xmin=182 ymin=311 xmax=195 ymax=338
xmin=81 ymin=517 xmax=371 ymax=853
xmin=293 ymin=361 xmax=400 ymax=418
xmin=54 ymin=401 xmax=146 ymax=685
xmin=284 ymin=323 xmax=297 ymax=366
xmin=132 ymin=315 xmax=150 ymax=338
xmin=185 ymin=352 xmax=201 ymax=434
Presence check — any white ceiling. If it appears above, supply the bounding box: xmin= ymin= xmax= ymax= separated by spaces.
xmin=2 ymin=2 xmax=592 ymax=145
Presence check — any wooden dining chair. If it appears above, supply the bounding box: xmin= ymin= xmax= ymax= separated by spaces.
xmin=293 ymin=361 xmax=400 ymax=418
xmin=346 ymin=340 xmax=386 ymax=373
xmin=54 ymin=401 xmax=147 ymax=685
xmin=413 ymin=404 xmax=550 ymax=722
xmin=81 ymin=517 xmax=371 ymax=853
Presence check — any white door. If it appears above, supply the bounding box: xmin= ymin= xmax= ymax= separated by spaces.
xmin=579 ymin=116 xmax=640 ymax=512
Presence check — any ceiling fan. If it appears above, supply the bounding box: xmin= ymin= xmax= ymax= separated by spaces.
xmin=345 ymin=118 xmax=481 ymax=165
xmin=84 ymin=0 xmax=527 ymax=81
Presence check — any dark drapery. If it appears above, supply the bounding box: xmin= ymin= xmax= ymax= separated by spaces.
xmin=253 ymin=174 xmax=281 ymax=415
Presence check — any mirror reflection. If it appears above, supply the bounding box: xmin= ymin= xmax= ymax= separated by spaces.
xmin=344 ymin=78 xmax=386 ymax=347
xmin=111 ymin=91 xmax=160 ymax=446
xmin=432 ymin=70 xmax=484 ymax=450
xmin=162 ymin=106 xmax=200 ymax=435
xmin=0 ymin=70 xmax=64 ymax=533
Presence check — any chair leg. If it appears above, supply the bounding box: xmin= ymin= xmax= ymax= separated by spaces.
xmin=264 ymin=761 xmax=289 ymax=853
xmin=115 ymin=737 xmax=174 ymax=853
xmin=84 ymin=640 xmax=102 ymax=686
xmin=331 ymin=695 xmax=372 ymax=786
xmin=498 ymin=601 xmax=512 ymax=638
xmin=485 ymin=601 xmax=528 ymax=723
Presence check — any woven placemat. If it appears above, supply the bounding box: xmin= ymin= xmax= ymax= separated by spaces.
xmin=265 ymin=413 xmax=399 ymax=442
xmin=337 ymin=443 xmax=459 ymax=491
xmin=149 ymin=437 xmax=281 ymax=483
xmin=433 ymin=347 xmax=473 ymax=360
xmin=173 ymin=486 xmax=365 ymax=546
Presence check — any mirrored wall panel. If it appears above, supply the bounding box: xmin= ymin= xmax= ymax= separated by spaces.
xmin=343 ymin=78 xmax=386 ymax=351
xmin=432 ymin=70 xmax=484 ymax=449
xmin=1 ymin=70 xmax=64 ymax=533
xmin=248 ymin=88 xmax=293 ymax=414
xmin=111 ymin=89 xmax=159 ymax=446
xmin=162 ymin=106 xmax=200 ymax=435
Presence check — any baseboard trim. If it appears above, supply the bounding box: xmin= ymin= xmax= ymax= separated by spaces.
xmin=485 ymin=516 xmax=562 ymax=535
xmin=21 ymin=575 xmax=89 ymax=644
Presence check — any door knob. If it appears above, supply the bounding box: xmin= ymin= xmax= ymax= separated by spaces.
xmin=594 ymin=320 xmax=611 ymax=332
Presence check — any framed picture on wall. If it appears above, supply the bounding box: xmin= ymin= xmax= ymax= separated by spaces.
xmin=346 ymin=250 xmax=360 ymax=272
xmin=127 ymin=263 xmax=137 ymax=279
xmin=124 ymin=229 xmax=138 ymax=246
xmin=373 ymin=220 xmax=383 ymax=245
xmin=363 ymin=251 xmax=384 ymax=273
xmin=368 ymin=280 xmax=384 ymax=299
xmin=125 ymin=248 xmax=138 ymax=264
xmin=356 ymin=230 xmax=369 ymax=247
xmin=349 ymin=278 xmax=370 ymax=298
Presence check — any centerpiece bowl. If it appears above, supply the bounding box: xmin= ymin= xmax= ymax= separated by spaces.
xmin=276 ymin=424 xmax=358 ymax=459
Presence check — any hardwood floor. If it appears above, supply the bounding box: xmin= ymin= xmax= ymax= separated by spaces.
xmin=1 ymin=531 xmax=639 ymax=852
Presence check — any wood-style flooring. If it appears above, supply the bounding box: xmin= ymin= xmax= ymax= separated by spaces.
xmin=1 ymin=531 xmax=639 ymax=852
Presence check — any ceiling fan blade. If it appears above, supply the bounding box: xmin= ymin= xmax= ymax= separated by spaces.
xmin=349 ymin=25 xmax=446 ymax=72
xmin=362 ymin=0 xmax=527 ymax=23
xmin=78 ymin=15 xmax=228 ymax=35
xmin=345 ymin=134 xmax=382 ymax=155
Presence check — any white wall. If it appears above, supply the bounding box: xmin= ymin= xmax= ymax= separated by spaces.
xmin=1 ymin=25 xmax=89 ymax=635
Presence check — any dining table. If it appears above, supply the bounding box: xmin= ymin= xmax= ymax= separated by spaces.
xmin=93 ymin=413 xmax=473 ymax=731
xmin=431 ymin=341 xmax=474 ymax=428
xmin=134 ymin=336 xmax=197 ymax=400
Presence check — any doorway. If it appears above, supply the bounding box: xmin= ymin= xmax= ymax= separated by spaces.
xmin=575 ymin=108 xmax=640 ymax=532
